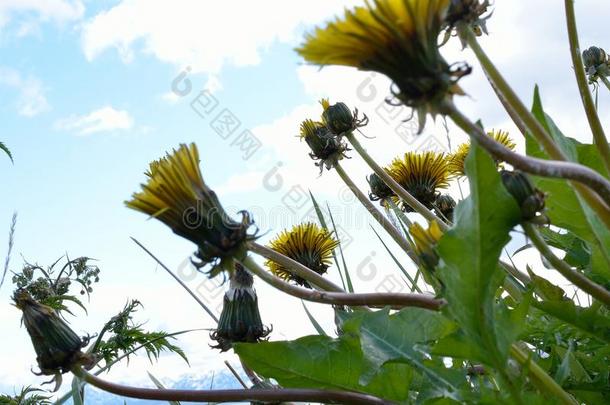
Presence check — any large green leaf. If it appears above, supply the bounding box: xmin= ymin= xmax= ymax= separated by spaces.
xmin=526 ymin=86 xmax=610 ymax=285
xmin=436 ymin=142 xmax=521 ymax=367
xmin=235 ymin=333 xmax=412 ymax=402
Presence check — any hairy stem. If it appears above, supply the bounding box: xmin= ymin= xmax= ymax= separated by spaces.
xmin=248 ymin=242 xmax=344 ymax=292
xmin=334 ymin=162 xmax=418 ymax=261
xmin=509 ymin=344 xmax=578 ymax=405
xmin=345 ymin=132 xmax=449 ymax=231
xmin=564 ymin=0 xmax=610 ymax=176
xmin=71 ymin=367 xmax=394 ymax=405
xmin=242 ymin=256 xmax=445 ymax=311
xmin=446 ymin=103 xmax=610 ymax=228
xmin=523 ymin=223 xmax=610 ymax=306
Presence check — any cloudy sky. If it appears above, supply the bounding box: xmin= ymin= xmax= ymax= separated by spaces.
xmin=1 ymin=0 xmax=610 ymax=401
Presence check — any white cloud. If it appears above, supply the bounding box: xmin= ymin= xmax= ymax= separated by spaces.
xmin=0 ymin=66 xmax=50 ymax=117
xmin=81 ymin=0 xmax=360 ymax=74
xmin=0 ymin=0 xmax=84 ymax=33
xmin=55 ymin=106 xmax=134 ymax=135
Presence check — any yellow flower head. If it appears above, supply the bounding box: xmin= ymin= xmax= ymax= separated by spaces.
xmin=126 ymin=143 xmax=256 ymax=276
xmin=297 ymin=0 xmax=470 ymax=130
xmin=409 ymin=220 xmax=444 ymax=272
xmin=299 ymin=119 xmax=349 ymax=173
xmin=388 ymin=151 xmax=450 ymax=211
xmin=265 ymin=223 xmax=339 ymax=288
xmin=447 ymin=130 xmax=516 ymax=176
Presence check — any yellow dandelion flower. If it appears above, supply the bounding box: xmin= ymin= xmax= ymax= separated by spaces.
xmin=447 ymin=130 xmax=516 ymax=176
xmin=388 ymin=151 xmax=451 ymax=211
xmin=265 ymin=223 xmax=339 ymax=288
xmin=297 ymin=0 xmax=470 ymax=130
xmin=409 ymin=220 xmax=444 ymax=271
xmin=126 ymin=143 xmax=256 ymax=276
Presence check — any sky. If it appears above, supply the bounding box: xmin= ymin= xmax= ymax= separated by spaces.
xmin=1 ymin=0 xmax=610 ymax=402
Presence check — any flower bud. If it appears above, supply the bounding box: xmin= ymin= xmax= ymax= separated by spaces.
xmin=434 ymin=194 xmax=456 ymax=222
xmin=13 ymin=290 xmax=94 ymax=391
xmin=211 ymin=263 xmax=271 ymax=352
xmin=300 ymin=119 xmax=349 ymax=173
xmin=500 ymin=170 xmax=546 ymax=221
xmin=582 ymin=46 xmax=610 ymax=82
xmin=367 ymin=172 xmax=395 ymax=204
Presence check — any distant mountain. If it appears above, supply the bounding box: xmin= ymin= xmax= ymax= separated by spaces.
xmin=79 ymin=371 xmax=247 ymax=405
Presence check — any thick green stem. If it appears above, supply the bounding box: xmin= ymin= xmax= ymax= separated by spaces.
xmin=509 ymin=345 xmax=578 ymax=405
xmin=523 ymin=223 xmax=610 ymax=306
xmin=564 ymin=0 xmax=610 ymax=176
xmin=345 ymin=132 xmax=449 ymax=231
xmin=600 ymin=76 xmax=610 ymax=93
xmin=71 ymin=367 xmax=393 ymax=405
xmin=447 ymin=103 xmax=610 ymax=229
xmin=248 ymin=241 xmax=344 ymax=292
xmin=334 ymin=162 xmax=419 ymax=261
xmin=242 ymin=256 xmax=445 ymax=311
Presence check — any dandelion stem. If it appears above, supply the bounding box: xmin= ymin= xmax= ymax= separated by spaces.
xmin=522 ymin=223 xmax=610 ymax=307
xmin=248 ymin=242 xmax=345 ymax=292
xmin=564 ymin=0 xmax=610 ymax=176
xmin=242 ymin=256 xmax=444 ymax=311
xmin=345 ymin=132 xmax=449 ymax=231
xmin=334 ymin=162 xmax=418 ymax=261
xmin=599 ymin=75 xmax=610 ymax=93
xmin=71 ymin=366 xmax=394 ymax=405
xmin=446 ymin=103 xmax=610 ymax=229
xmin=509 ymin=344 xmax=579 ymax=405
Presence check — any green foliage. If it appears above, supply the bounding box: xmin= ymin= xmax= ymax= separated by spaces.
xmin=0 ymin=141 xmax=13 ymax=163
xmin=91 ymin=300 xmax=189 ymax=368
xmin=436 ymin=142 xmax=521 ymax=370
xmin=11 ymin=256 xmax=100 ymax=314
xmin=525 ymin=87 xmax=610 ymax=288
xmin=0 ymin=386 xmax=50 ymax=405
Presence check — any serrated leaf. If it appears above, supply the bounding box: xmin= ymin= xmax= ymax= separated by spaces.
xmin=436 ymin=142 xmax=521 ymax=367
xmin=526 ymin=266 xmax=567 ymax=301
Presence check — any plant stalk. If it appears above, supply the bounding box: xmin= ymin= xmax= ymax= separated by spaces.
xmin=509 ymin=344 xmax=578 ymax=405
xmin=71 ymin=367 xmax=394 ymax=405
xmin=564 ymin=0 xmax=610 ymax=176
xmin=345 ymin=132 xmax=450 ymax=231
xmin=522 ymin=223 xmax=610 ymax=306
xmin=242 ymin=256 xmax=445 ymax=311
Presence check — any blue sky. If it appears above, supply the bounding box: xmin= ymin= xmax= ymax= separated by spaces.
xmin=2 ymin=0 xmax=610 ymax=401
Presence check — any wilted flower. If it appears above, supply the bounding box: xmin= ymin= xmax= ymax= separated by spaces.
xmin=409 ymin=221 xmax=444 ymax=272
xmin=300 ymin=119 xmax=349 ymax=173
xmin=500 ymin=170 xmax=546 ymax=222
xmin=126 ymin=143 xmax=257 ymax=277
xmin=434 ymin=194 xmax=456 ymax=221
xmin=13 ymin=290 xmax=95 ymax=391
xmin=388 ymin=151 xmax=451 ymax=212
xmin=265 ymin=223 xmax=339 ymax=288
xmin=582 ymin=46 xmax=610 ymax=84
xmin=297 ymin=0 xmax=470 ymax=131
xmin=320 ymin=98 xmax=368 ymax=136
xmin=447 ymin=130 xmax=516 ymax=176
xmin=211 ymin=263 xmax=271 ymax=352
xmin=367 ymin=172 xmax=396 ymax=205
xmin=443 ymin=0 xmax=491 ymax=44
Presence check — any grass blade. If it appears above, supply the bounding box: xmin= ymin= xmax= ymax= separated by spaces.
xmin=326 ymin=203 xmax=354 ymax=292
xmin=301 ymin=300 xmax=328 ymax=336
xmin=371 ymin=226 xmax=422 ymax=293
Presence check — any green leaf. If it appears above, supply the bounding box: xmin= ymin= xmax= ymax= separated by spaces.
xmin=235 ymin=333 xmax=411 ymax=402
xmin=526 ymin=86 xmax=610 ymax=286
xmin=0 ymin=141 xmax=13 ymax=163
xmin=532 ymin=300 xmax=610 ymax=343
xmin=526 ymin=266 xmax=567 ymax=301
xmin=340 ymin=307 xmax=459 ymax=391
xmin=436 ymin=142 xmax=521 ymax=366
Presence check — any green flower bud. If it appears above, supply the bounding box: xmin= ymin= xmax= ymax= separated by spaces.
xmin=582 ymin=46 xmax=610 ymax=82
xmin=500 ymin=170 xmax=546 ymax=221
xmin=367 ymin=172 xmax=395 ymax=204
xmin=13 ymin=290 xmax=95 ymax=391
xmin=211 ymin=263 xmax=271 ymax=352
xmin=321 ymin=101 xmax=355 ymax=135
xmin=300 ymin=119 xmax=349 ymax=173
xmin=434 ymin=194 xmax=456 ymax=222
